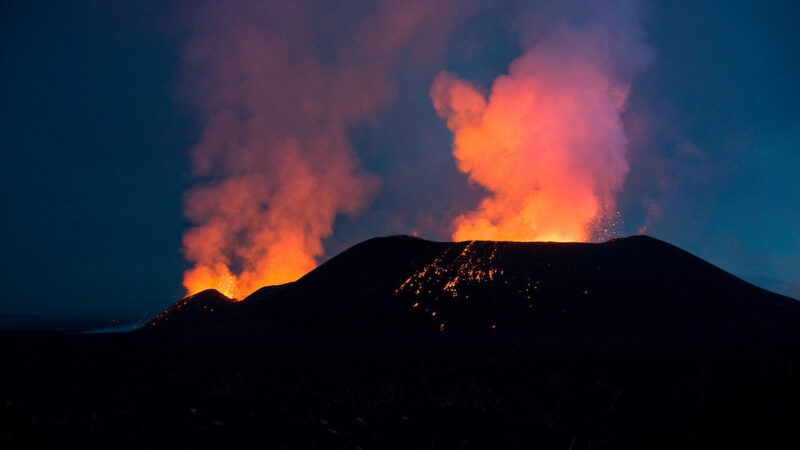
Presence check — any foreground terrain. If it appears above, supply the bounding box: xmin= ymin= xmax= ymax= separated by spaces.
xmin=2 ymin=236 xmax=799 ymax=449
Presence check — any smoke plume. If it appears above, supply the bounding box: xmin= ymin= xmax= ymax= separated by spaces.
xmin=431 ymin=2 xmax=650 ymax=242
xmin=180 ymin=0 xmax=455 ymax=298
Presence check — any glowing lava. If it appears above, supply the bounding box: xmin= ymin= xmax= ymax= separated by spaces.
xmin=181 ymin=223 xmax=324 ymax=300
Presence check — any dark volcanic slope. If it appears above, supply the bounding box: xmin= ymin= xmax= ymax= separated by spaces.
xmin=147 ymin=289 xmax=235 ymax=330
xmin=146 ymin=284 xmax=291 ymax=332
xmin=5 ymin=235 xmax=800 ymax=450
xmin=149 ymin=235 xmax=799 ymax=346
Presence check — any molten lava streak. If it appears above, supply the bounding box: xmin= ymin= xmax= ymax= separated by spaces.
xmin=431 ymin=25 xmax=636 ymax=243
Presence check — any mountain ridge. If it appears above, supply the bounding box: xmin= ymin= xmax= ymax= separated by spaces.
xmin=146 ymin=235 xmax=799 ymax=350
xmin=5 ymin=236 xmax=800 ymax=449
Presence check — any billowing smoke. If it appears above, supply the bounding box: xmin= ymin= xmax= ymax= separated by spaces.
xmin=431 ymin=2 xmax=651 ymax=242
xmin=180 ymin=0 xmax=455 ymax=298
xmin=178 ymin=0 xmax=650 ymax=298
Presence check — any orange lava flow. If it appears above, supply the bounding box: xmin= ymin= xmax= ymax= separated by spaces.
xmin=431 ymin=27 xmax=632 ymax=243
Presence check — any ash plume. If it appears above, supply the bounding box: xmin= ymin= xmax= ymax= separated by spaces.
xmin=179 ymin=0 xmax=456 ymax=298
xmin=431 ymin=0 xmax=651 ymax=242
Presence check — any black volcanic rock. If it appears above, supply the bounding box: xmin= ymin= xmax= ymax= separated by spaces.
xmin=5 ymin=235 xmax=800 ymax=449
xmin=244 ymin=235 xmax=450 ymax=334
xmin=146 ymin=284 xmax=293 ymax=333
xmin=241 ymin=282 xmax=293 ymax=304
xmin=149 ymin=235 xmax=800 ymax=348
xmin=146 ymin=289 xmax=238 ymax=331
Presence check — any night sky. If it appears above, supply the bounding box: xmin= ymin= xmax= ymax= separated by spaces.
xmin=1 ymin=0 xmax=798 ymax=320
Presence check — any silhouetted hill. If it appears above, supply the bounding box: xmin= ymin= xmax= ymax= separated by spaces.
xmin=4 ymin=235 xmax=800 ymax=449
xmin=146 ymin=284 xmax=292 ymax=332
xmin=145 ymin=289 xmax=236 ymax=331
xmin=244 ymin=283 xmax=293 ymax=303
xmin=148 ymin=235 xmax=800 ymax=349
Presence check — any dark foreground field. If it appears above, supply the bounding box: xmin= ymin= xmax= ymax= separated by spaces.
xmin=2 ymin=236 xmax=799 ymax=449
xmin=2 ymin=331 xmax=798 ymax=449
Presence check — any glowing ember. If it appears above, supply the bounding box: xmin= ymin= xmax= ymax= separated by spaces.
xmin=396 ymin=241 xmax=518 ymax=330
xmin=183 ymin=263 xmax=242 ymax=299
xmin=396 ymin=241 xmax=501 ymax=300
xmin=394 ymin=239 xmax=603 ymax=332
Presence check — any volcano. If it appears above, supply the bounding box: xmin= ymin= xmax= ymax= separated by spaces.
xmin=4 ymin=235 xmax=799 ymax=449
xmin=147 ymin=235 xmax=799 ymax=349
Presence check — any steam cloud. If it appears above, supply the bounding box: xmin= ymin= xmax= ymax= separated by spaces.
xmin=180 ymin=0 xmax=454 ymax=298
xmin=431 ymin=2 xmax=651 ymax=242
